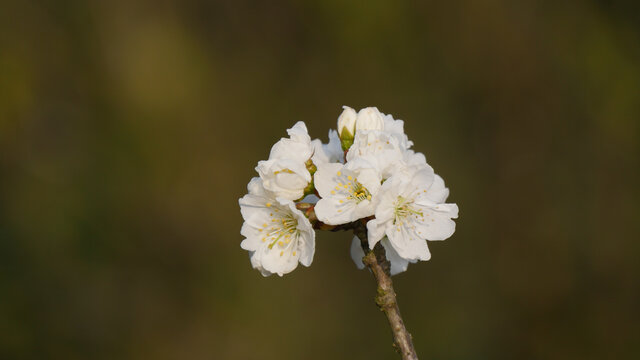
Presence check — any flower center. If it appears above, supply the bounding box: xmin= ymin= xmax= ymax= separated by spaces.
xmin=262 ymin=211 xmax=299 ymax=251
xmin=348 ymin=181 xmax=371 ymax=203
xmin=393 ymin=196 xmax=423 ymax=225
xmin=335 ymin=171 xmax=372 ymax=203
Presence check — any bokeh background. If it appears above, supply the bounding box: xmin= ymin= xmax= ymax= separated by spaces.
xmin=1 ymin=1 xmax=639 ymax=359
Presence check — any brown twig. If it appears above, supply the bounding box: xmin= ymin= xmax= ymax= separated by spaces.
xmin=299 ymin=206 xmax=419 ymax=359
xmin=354 ymin=222 xmax=419 ymax=360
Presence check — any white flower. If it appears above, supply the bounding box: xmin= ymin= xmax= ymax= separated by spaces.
xmin=268 ymin=121 xmax=313 ymax=162
xmin=356 ymin=107 xmax=385 ymax=131
xmin=311 ymin=129 xmax=344 ymax=165
xmin=239 ymin=178 xmax=315 ymax=276
xmin=366 ymin=166 xmax=458 ymax=261
xmin=345 ymin=130 xmax=406 ymax=179
xmin=337 ymin=106 xmax=357 ymax=138
xmin=256 ymin=121 xmax=314 ymax=200
xmin=256 ymin=158 xmax=311 ymax=201
xmin=314 ymin=158 xmax=382 ymax=225
xmin=350 ymin=236 xmax=416 ymax=276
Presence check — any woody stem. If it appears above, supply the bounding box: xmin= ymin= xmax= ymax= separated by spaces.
xmin=354 ymin=222 xmax=419 ymax=360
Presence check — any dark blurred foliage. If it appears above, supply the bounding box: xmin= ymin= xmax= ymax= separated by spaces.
xmin=1 ymin=0 xmax=639 ymax=359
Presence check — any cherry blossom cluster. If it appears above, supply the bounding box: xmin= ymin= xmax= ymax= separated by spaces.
xmin=239 ymin=106 xmax=459 ymax=276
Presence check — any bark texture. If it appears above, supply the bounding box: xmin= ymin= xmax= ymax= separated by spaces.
xmin=354 ymin=223 xmax=419 ymax=360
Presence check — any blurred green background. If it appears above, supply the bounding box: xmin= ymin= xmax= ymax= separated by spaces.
xmin=1 ymin=0 xmax=639 ymax=359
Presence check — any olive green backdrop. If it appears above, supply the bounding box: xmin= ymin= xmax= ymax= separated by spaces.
xmin=1 ymin=1 xmax=639 ymax=359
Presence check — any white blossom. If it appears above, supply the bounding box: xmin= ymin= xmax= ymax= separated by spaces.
xmin=256 ymin=121 xmax=314 ymax=200
xmin=313 ymin=158 xmax=382 ymax=225
xmin=239 ymin=178 xmax=315 ymax=276
xmin=241 ymin=106 xmax=459 ymax=276
xmin=366 ymin=166 xmax=458 ymax=261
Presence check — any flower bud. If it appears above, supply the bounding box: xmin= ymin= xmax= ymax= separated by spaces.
xmin=337 ymin=106 xmax=356 ymax=137
xmin=337 ymin=106 xmax=357 ymax=151
xmin=356 ymin=107 xmax=385 ymax=131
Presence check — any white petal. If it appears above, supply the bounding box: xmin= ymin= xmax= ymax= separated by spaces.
xmin=310 ymin=139 xmax=325 ymax=164
xmin=382 ymin=114 xmax=405 ymax=135
xmin=403 ymin=150 xmax=427 ymax=166
xmin=418 ymin=203 xmax=458 ymax=241
xmin=354 ymin=168 xmax=382 ymax=196
xmin=248 ymin=251 xmax=273 ymax=277
xmin=310 ymin=130 xmax=343 ymax=165
xmin=287 ymin=121 xmax=311 ymax=143
xmin=246 ymin=177 xmax=266 ymax=195
xmin=350 ymin=236 xmax=366 ymax=270
xmin=386 ymin=223 xmax=432 ymax=261
xmin=381 ymin=238 xmax=413 ymax=275
xmin=313 ymin=162 xmax=344 ymax=197
xmin=425 ymin=174 xmax=450 ymax=203
xmin=314 ymin=197 xmax=356 ymax=225
xmin=268 ymin=121 xmax=313 ymax=162
xmin=258 ymin=244 xmax=300 ymax=276
xmin=298 ymin=236 xmax=315 ymax=267
xmin=352 ymin=199 xmax=376 ymax=220
xmin=270 ymin=139 xmax=312 ymax=162
xmin=366 ymin=219 xmax=386 ymax=249
xmin=238 ymin=194 xmax=271 ymax=227
xmin=356 ymin=107 xmax=385 ymax=131
xmin=410 ymin=166 xmax=435 ymax=190
xmin=240 ymin=222 xmax=263 ymax=251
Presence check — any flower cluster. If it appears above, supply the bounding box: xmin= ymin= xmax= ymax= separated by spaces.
xmin=239 ymin=106 xmax=458 ymax=276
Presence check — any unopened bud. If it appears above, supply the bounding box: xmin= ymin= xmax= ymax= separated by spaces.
xmin=356 ymin=107 xmax=385 ymax=131
xmin=337 ymin=106 xmax=357 ymax=151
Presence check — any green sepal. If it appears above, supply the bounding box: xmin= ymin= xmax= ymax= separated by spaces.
xmin=340 ymin=128 xmax=354 ymax=151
